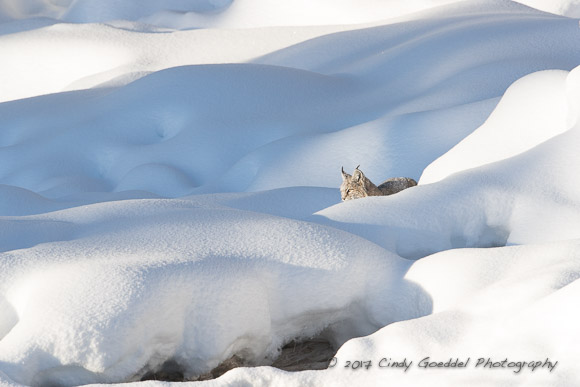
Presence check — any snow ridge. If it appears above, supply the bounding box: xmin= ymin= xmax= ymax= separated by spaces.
xmin=1 ymin=0 xmax=580 ymax=386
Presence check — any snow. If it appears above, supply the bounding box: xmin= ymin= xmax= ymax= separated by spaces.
xmin=0 ymin=198 xmax=412 ymax=385
xmin=420 ymin=69 xmax=571 ymax=184
xmin=183 ymin=241 xmax=580 ymax=387
xmin=514 ymin=0 xmax=580 ymax=17
xmin=1 ymin=0 xmax=580 ymax=386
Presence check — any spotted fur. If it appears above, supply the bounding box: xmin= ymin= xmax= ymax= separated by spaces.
xmin=340 ymin=166 xmax=417 ymax=201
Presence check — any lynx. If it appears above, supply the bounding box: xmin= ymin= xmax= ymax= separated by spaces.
xmin=340 ymin=165 xmax=417 ymax=201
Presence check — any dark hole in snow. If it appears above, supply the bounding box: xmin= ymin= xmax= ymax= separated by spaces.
xmin=140 ymin=337 xmax=336 ymax=382
xmin=270 ymin=337 xmax=336 ymax=372
xmin=140 ymin=359 xmax=185 ymax=382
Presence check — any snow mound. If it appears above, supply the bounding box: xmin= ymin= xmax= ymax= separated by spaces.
xmin=2 ymin=1 xmax=580 ymax=199
xmin=0 ymin=196 xmax=421 ymax=385
xmin=2 ymin=1 xmax=580 ymax=387
xmin=314 ymin=67 xmax=580 ymax=258
xmin=0 ymin=0 xmax=508 ymax=29
xmin=420 ymin=69 xmax=571 ymax=184
xmin=515 ymin=0 xmax=580 ymax=17
xmin=325 ymin=241 xmax=580 ymax=387
xmin=1 ymin=0 xmax=578 ymax=29
xmin=0 ymin=23 xmax=352 ymax=102
xmin=205 ymin=241 xmax=580 ymax=387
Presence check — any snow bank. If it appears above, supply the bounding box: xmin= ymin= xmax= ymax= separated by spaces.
xmin=2 ymin=0 xmax=578 ymax=28
xmin=1 ymin=0 xmax=580 ymax=387
xmin=515 ymin=0 xmax=580 ymax=17
xmin=0 ymin=196 xmax=423 ymax=385
xmin=0 ymin=0 xmax=498 ymax=28
xmin=0 ymin=23 xmax=358 ymax=102
xmin=191 ymin=240 xmax=580 ymax=387
xmin=2 ymin=0 xmax=580 ymax=198
xmin=420 ymin=69 xmax=571 ymax=184
xmin=3 ymin=0 xmax=580 ymax=104
xmin=314 ymin=65 xmax=580 ymax=258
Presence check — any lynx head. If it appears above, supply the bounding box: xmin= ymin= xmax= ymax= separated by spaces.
xmin=340 ymin=165 xmax=375 ymax=201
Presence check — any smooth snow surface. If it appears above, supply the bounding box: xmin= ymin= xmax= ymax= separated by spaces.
xmin=1 ymin=0 xmax=580 ymax=386
xmin=514 ymin=0 xmax=580 ymax=17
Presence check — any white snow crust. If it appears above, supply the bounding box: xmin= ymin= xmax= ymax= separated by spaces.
xmin=1 ymin=0 xmax=580 ymax=386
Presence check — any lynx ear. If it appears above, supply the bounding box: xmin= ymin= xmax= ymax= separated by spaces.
xmin=341 ymin=166 xmax=350 ymax=181
xmin=353 ymin=167 xmax=363 ymax=182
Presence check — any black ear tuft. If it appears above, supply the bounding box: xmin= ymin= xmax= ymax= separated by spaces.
xmin=341 ymin=166 xmax=350 ymax=181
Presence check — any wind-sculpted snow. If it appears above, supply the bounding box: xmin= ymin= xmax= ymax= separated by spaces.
xmin=1 ymin=0 xmax=578 ymax=30
xmin=420 ymin=69 xmax=573 ymax=184
xmin=0 ymin=197 xmax=427 ymax=385
xmin=2 ymin=2 xmax=580 ymax=198
xmin=194 ymin=241 xmax=580 ymax=387
xmin=1 ymin=0 xmax=580 ymax=386
xmin=314 ymin=66 xmax=580 ymax=258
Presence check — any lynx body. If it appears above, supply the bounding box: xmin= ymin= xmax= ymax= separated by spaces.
xmin=340 ymin=166 xmax=417 ymax=201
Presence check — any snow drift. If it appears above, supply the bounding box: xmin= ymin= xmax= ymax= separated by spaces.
xmin=0 ymin=197 xmax=422 ymax=384
xmin=1 ymin=0 xmax=580 ymax=386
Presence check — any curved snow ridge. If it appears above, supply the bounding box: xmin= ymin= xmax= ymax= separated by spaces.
xmin=312 ymin=180 xmax=515 ymax=259
xmin=0 ymin=185 xmax=55 ymax=216
xmin=0 ymin=0 xmax=232 ymax=25
xmin=0 ymin=21 xmax=362 ymax=102
xmin=0 ymin=23 xmax=136 ymax=102
xmin=2 ymin=1 xmax=580 ymax=386
xmin=0 ymin=183 xmax=166 ymax=217
xmin=566 ymin=65 xmax=580 ymax=128
xmin=412 ymin=64 xmax=580 ymax=245
xmin=2 ymin=0 xmax=578 ymax=30
xmin=0 ymin=0 xmax=492 ymax=29
xmin=420 ymin=69 xmax=572 ymax=184
xmin=514 ymin=0 xmax=580 ymax=17
xmin=178 ymin=240 xmax=580 ymax=387
xmin=3 ymin=5 xmax=580 ymax=200
xmin=257 ymin=4 xmax=580 ymax=111
xmin=8 ymin=1 xmax=566 ymax=104
xmin=326 ymin=241 xmax=580 ymax=387
xmin=0 ymin=63 xmax=364 ymax=199
xmin=313 ymin=82 xmax=580 ymax=258
xmin=61 ymin=0 xmax=233 ymax=24
xmin=0 ymin=197 xmax=420 ymax=386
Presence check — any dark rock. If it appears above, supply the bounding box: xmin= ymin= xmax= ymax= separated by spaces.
xmin=140 ymin=336 xmax=336 ymax=382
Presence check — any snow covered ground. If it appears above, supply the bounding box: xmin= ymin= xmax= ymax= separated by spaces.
xmin=1 ymin=0 xmax=580 ymax=386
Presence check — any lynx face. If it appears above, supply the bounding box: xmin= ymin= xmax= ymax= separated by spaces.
xmin=340 ymin=174 xmax=366 ymax=200
xmin=340 ymin=166 xmax=377 ymax=201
